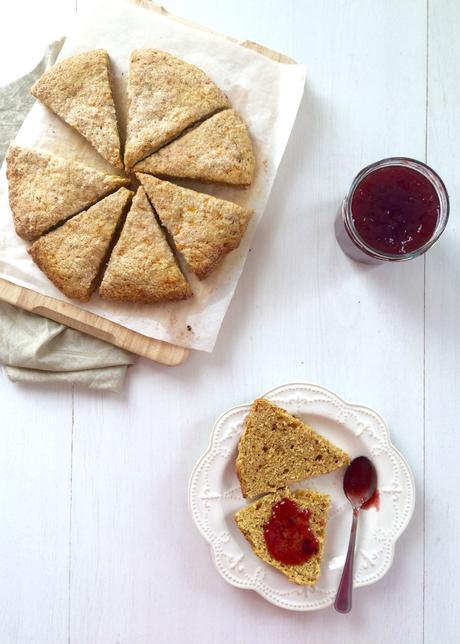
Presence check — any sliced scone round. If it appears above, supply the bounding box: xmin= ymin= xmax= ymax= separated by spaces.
xmin=31 ymin=49 xmax=123 ymax=169
xmin=138 ymin=174 xmax=253 ymax=279
xmin=236 ymin=398 xmax=350 ymax=498
xmin=6 ymin=146 xmax=129 ymax=240
xmin=235 ymin=487 xmax=330 ymax=586
xmin=29 ymin=187 xmax=133 ymax=302
xmin=99 ymin=186 xmax=192 ymax=303
xmin=133 ymin=109 xmax=256 ymax=186
xmin=124 ymin=49 xmax=230 ymax=169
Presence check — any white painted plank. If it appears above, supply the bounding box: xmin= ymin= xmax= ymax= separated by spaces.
xmin=69 ymin=2 xmax=427 ymax=643
xmin=425 ymin=1 xmax=460 ymax=642
xmin=0 ymin=2 xmax=75 ymax=643
xmin=0 ymin=373 xmax=72 ymax=644
xmin=0 ymin=0 xmax=76 ymax=85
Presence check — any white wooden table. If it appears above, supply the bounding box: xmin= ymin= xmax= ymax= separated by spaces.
xmin=0 ymin=1 xmax=458 ymax=642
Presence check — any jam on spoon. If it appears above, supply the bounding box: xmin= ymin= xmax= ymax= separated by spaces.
xmin=334 ymin=456 xmax=378 ymax=614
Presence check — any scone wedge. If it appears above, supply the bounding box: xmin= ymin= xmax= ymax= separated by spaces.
xmin=29 ymin=188 xmax=133 ymax=302
xmin=133 ymin=109 xmax=255 ymax=186
xmin=6 ymin=146 xmax=129 ymax=240
xmin=236 ymin=399 xmax=350 ymax=498
xmin=138 ymin=174 xmax=252 ymax=279
xmin=124 ymin=50 xmax=230 ymax=169
xmin=31 ymin=49 xmax=123 ymax=169
xmin=235 ymin=487 xmax=330 ymax=585
xmin=99 ymin=187 xmax=192 ymax=303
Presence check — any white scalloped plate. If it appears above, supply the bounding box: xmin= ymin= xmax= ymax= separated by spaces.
xmin=189 ymin=382 xmax=415 ymax=611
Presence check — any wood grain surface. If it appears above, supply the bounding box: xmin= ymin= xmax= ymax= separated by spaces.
xmin=0 ymin=278 xmax=189 ymax=366
xmin=0 ymin=1 xmax=457 ymax=643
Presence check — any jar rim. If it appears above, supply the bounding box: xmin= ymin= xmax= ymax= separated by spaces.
xmin=342 ymin=157 xmax=449 ymax=261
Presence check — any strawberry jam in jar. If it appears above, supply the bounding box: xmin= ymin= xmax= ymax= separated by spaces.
xmin=336 ymin=158 xmax=449 ymax=263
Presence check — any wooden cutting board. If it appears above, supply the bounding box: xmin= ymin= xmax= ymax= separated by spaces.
xmin=0 ymin=278 xmax=189 ymax=366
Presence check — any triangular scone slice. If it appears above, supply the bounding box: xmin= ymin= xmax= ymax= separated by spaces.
xmin=99 ymin=187 xmax=192 ymax=303
xmin=31 ymin=49 xmax=122 ymax=169
xmin=133 ymin=109 xmax=256 ymax=186
xmin=124 ymin=50 xmax=230 ymax=169
xmin=138 ymin=174 xmax=252 ymax=279
xmin=235 ymin=487 xmax=330 ymax=585
xmin=29 ymin=188 xmax=133 ymax=302
xmin=6 ymin=146 xmax=129 ymax=240
xmin=236 ymin=399 xmax=350 ymax=498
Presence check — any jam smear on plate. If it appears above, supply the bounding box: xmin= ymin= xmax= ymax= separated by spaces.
xmin=351 ymin=165 xmax=440 ymax=255
xmin=263 ymin=498 xmax=319 ymax=565
xmin=361 ymin=488 xmax=380 ymax=511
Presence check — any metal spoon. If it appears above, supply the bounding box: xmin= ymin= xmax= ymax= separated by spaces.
xmin=334 ymin=456 xmax=378 ymax=614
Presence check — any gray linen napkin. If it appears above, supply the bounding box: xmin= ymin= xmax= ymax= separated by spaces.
xmin=0 ymin=40 xmax=135 ymax=392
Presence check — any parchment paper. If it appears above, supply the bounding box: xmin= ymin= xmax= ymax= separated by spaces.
xmin=0 ymin=0 xmax=305 ymax=352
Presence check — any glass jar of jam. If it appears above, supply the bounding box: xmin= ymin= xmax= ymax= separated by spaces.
xmin=335 ymin=157 xmax=449 ymax=263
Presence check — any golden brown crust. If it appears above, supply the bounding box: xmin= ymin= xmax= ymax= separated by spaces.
xmin=6 ymin=146 xmax=129 ymax=241
xmin=236 ymin=399 xmax=350 ymax=498
xmin=31 ymin=49 xmax=123 ymax=169
xmin=28 ymin=188 xmax=133 ymax=302
xmin=99 ymin=187 xmax=192 ymax=303
xmin=234 ymin=487 xmax=330 ymax=585
xmin=133 ymin=109 xmax=256 ymax=186
xmin=124 ymin=49 xmax=230 ymax=169
xmin=138 ymin=174 xmax=252 ymax=279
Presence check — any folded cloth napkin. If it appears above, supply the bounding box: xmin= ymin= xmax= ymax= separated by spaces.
xmin=0 ymin=40 xmax=135 ymax=392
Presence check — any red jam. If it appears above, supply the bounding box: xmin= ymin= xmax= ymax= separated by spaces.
xmin=351 ymin=165 xmax=440 ymax=255
xmin=362 ymin=488 xmax=380 ymax=511
xmin=263 ymin=498 xmax=319 ymax=565
xmin=343 ymin=456 xmax=378 ymax=510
